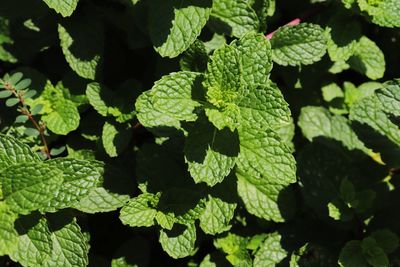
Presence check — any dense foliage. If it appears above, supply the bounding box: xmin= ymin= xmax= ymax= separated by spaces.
xmin=0 ymin=0 xmax=399 ymax=266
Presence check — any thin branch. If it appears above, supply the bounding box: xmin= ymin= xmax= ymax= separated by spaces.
xmin=3 ymin=81 xmax=51 ymax=159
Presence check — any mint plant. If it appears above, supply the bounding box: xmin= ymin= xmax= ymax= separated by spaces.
xmin=0 ymin=0 xmax=400 ymax=266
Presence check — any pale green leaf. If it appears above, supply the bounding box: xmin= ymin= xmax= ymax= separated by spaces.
xmin=136 ymin=72 xmax=202 ymax=130
xmin=9 ymin=215 xmax=52 ymax=267
xmin=349 ymin=36 xmax=385 ymax=80
xmin=58 ymin=15 xmax=103 ymax=80
xmin=210 ymin=0 xmax=259 ymax=37
xmin=199 ymin=196 xmax=236 ymax=235
xmin=148 ymin=0 xmax=212 ymax=58
xmin=1 ymin=162 xmax=63 ymax=215
xmin=42 ymin=0 xmax=79 ymax=17
xmin=159 ymin=223 xmax=196 ymax=259
xmin=102 ymin=122 xmax=132 ymax=157
xmin=184 ymin=116 xmax=238 ymax=186
xmin=120 ymin=193 xmax=159 ymax=227
xmin=254 ymin=232 xmax=287 ymax=267
xmin=42 ymin=158 xmax=102 ymax=211
xmin=271 ymin=23 xmax=327 ymax=66
xmin=358 ymin=0 xmax=400 ymax=27
xmin=0 ymin=134 xmax=40 ymax=172
xmin=42 ymin=99 xmax=80 ymax=135
xmin=43 ymin=216 xmax=89 ymax=267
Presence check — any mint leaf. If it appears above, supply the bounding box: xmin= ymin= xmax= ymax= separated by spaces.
xmin=349 ymin=36 xmax=385 ymax=80
xmin=0 ymin=206 xmax=18 ymax=255
xmin=9 ymin=215 xmax=52 ymax=267
xmin=210 ymin=0 xmax=259 ymax=37
xmin=86 ymin=82 xmax=115 ymax=117
xmin=73 ymin=187 xmax=130 ymax=213
xmin=358 ymin=0 xmax=400 ymax=27
xmin=199 ymin=196 xmax=236 ymax=235
xmin=159 ymin=223 xmax=196 ymax=259
xmin=58 ymin=15 xmax=103 ymax=80
xmin=371 ymin=229 xmax=399 ymax=254
xmin=102 ymin=122 xmax=132 ymax=157
xmin=271 ymin=23 xmax=327 ymax=66
xmin=214 ymin=233 xmax=252 ymax=266
xmin=233 ymin=33 xmax=273 ymax=85
xmin=42 ymin=0 xmax=79 ymax=17
xmin=350 ymin=94 xmax=400 ymax=147
xmin=339 ymin=240 xmax=367 ymax=267
xmin=236 ymin=128 xmax=296 ymax=222
xmin=42 ymin=98 xmax=80 ymax=135
xmin=237 ymin=82 xmax=291 ymax=132
xmin=120 ymin=193 xmax=159 ymax=227
xmin=376 ymin=79 xmax=400 ymax=116
xmin=136 ymin=72 xmax=202 ymax=130
xmin=148 ymin=0 xmax=212 ymax=58
xmin=254 ymin=232 xmax=287 ymax=266
xmin=184 ymin=116 xmax=238 ymax=186
xmin=298 ymin=106 xmax=370 ymax=153
xmin=0 ymin=134 xmax=40 ymax=172
xmin=43 ymin=216 xmax=89 ymax=267
xmin=1 ymin=162 xmax=63 ymax=215
xmin=326 ymin=16 xmax=361 ymax=62
xmin=204 ymin=45 xmax=242 ymax=130
xmin=42 ymin=158 xmax=102 ymax=211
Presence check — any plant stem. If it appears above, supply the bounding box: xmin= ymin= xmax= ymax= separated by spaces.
xmin=3 ymin=81 xmax=51 ymax=159
xmin=266 ymin=18 xmax=301 ymax=39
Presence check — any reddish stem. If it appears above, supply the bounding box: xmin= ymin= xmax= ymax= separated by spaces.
xmin=4 ymin=81 xmax=51 ymax=159
xmin=266 ymin=18 xmax=301 ymax=39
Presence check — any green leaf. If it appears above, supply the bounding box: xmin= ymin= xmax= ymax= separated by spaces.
xmin=254 ymin=232 xmax=287 ymax=266
xmin=326 ymin=16 xmax=361 ymax=63
xmin=58 ymin=15 xmax=104 ymax=80
xmin=0 ymin=134 xmax=40 ymax=172
xmin=15 ymin=79 xmax=32 ymax=91
xmin=148 ymin=0 xmax=212 ymax=58
xmin=358 ymin=0 xmax=400 ymax=27
xmin=339 ymin=240 xmax=368 ymax=267
xmin=214 ymin=233 xmax=252 ymax=266
xmin=298 ymin=106 xmax=370 ymax=154
xmin=0 ymin=206 xmax=18 ymax=255
xmin=42 ymin=99 xmax=80 ymax=135
xmin=86 ymin=82 xmax=115 ymax=117
xmin=136 ymin=72 xmax=202 ymax=130
xmin=271 ymin=23 xmax=327 ymax=66
xmin=210 ymin=0 xmax=259 ymax=38
xmin=350 ymin=94 xmax=400 ymax=147
xmin=233 ymin=33 xmax=273 ymax=86
xmin=361 ymin=237 xmax=389 ymax=267
xmin=102 ymin=122 xmax=132 ymax=157
xmin=184 ymin=116 xmax=238 ymax=186
xmin=41 ymin=158 xmax=102 ymax=211
xmin=73 ymin=187 xmax=130 ymax=213
xmin=0 ymin=90 xmax=12 ymax=98
xmin=237 ymin=82 xmax=292 ymax=132
xmin=180 ymin=40 xmax=208 ymax=72
xmin=376 ymin=79 xmax=400 ymax=117
xmin=199 ymin=196 xmax=236 ymax=235
xmin=9 ymin=215 xmax=52 ymax=267
xmin=42 ymin=0 xmax=79 ymax=17
xmin=371 ymin=229 xmax=399 ymax=254
xmin=204 ymin=45 xmax=242 ymax=130
xmin=1 ymin=162 xmax=63 ymax=215
xmin=120 ymin=193 xmax=159 ymax=227
xmin=349 ymin=36 xmax=385 ymax=80
xmin=5 ymin=97 xmax=19 ymax=107
xmin=236 ymin=127 xmax=296 ymax=222
xmin=159 ymin=223 xmax=196 ymax=259
xmin=43 ymin=216 xmax=89 ymax=267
